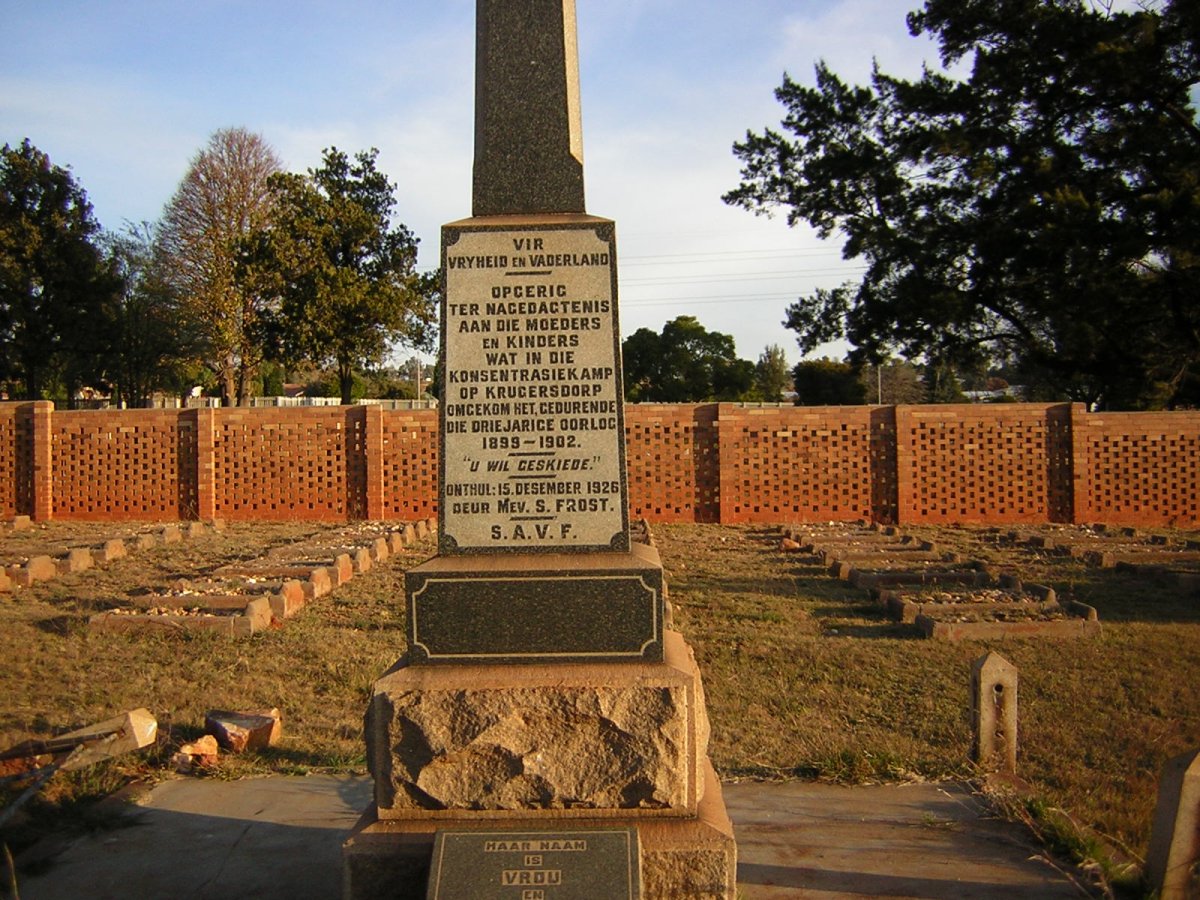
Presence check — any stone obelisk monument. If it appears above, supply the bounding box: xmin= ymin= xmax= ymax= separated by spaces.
xmin=342 ymin=2 xmax=736 ymax=896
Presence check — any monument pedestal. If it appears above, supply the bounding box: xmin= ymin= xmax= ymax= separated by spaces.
xmin=344 ymin=632 xmax=736 ymax=897
xmin=342 ymin=2 xmax=736 ymax=890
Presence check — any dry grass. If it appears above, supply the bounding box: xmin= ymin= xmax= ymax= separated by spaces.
xmin=2 ymin=519 xmax=1198 ymax=894
xmin=658 ymin=522 xmax=1200 ymax=892
xmin=0 ymin=521 xmax=434 ymax=856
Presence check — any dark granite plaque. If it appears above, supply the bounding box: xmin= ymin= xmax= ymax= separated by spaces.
xmin=427 ymin=828 xmax=640 ymax=900
xmin=406 ymin=544 xmax=664 ymax=664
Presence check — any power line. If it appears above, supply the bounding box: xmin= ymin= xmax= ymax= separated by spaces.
xmin=622 ymin=267 xmax=865 ymax=286
xmin=620 ymin=292 xmax=805 ymax=307
xmin=620 ymin=247 xmax=850 ymax=265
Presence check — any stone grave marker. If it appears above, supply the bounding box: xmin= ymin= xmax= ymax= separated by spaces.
xmin=342 ymin=2 xmax=736 ymax=897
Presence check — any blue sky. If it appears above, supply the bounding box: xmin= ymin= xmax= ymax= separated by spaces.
xmin=2 ymin=0 xmax=946 ymax=367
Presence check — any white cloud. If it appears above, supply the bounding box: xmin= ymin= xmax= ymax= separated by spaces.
xmin=3 ymin=1 xmax=929 ymax=366
xmin=776 ymin=0 xmax=941 ymax=85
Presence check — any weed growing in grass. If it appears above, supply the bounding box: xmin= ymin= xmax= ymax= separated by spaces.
xmin=987 ymin=791 xmax=1145 ymax=898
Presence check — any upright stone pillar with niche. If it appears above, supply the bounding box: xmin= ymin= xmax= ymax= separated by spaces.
xmin=342 ymin=2 xmax=736 ymax=897
xmin=971 ymin=651 xmax=1018 ymax=775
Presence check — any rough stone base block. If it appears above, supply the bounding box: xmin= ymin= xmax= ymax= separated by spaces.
xmin=367 ymin=630 xmax=708 ymax=818
xmin=343 ymin=760 xmax=735 ymax=899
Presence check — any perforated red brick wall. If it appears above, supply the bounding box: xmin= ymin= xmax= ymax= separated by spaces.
xmin=210 ymin=407 xmax=367 ymax=521
xmin=895 ymin=404 xmax=1075 ymax=525
xmin=1073 ymin=412 xmax=1200 ymax=526
xmin=625 ymin=404 xmax=719 ymax=522
xmin=716 ymin=406 xmax=887 ymax=524
xmin=0 ymin=403 xmax=33 ymax=518
xmin=0 ymin=407 xmax=13 ymax=518
xmin=51 ymin=409 xmax=196 ymax=520
xmin=2 ymin=401 xmax=1197 ymax=527
xmin=381 ymin=408 xmax=439 ymax=520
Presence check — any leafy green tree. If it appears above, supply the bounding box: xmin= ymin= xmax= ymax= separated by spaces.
xmin=259 ymin=361 xmax=287 ymax=397
xmin=621 ymin=327 xmax=664 ymax=402
xmin=0 ymin=139 xmax=119 ymax=403
xmin=726 ymin=0 xmax=1199 ymax=410
xmin=102 ymin=223 xmax=197 ymax=408
xmin=755 ymin=344 xmax=792 ymax=401
xmin=158 ymin=127 xmax=282 ymax=406
xmin=922 ymin=357 xmax=967 ymax=404
xmin=621 ymin=315 xmax=755 ymax=402
xmin=244 ymin=147 xmax=435 ymax=405
xmin=791 ymin=358 xmax=867 ymax=405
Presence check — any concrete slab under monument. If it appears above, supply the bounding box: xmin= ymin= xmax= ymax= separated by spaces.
xmin=343 ymin=762 xmax=735 ymax=900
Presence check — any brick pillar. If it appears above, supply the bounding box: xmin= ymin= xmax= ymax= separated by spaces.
xmin=30 ymin=401 xmax=54 ymax=521
xmin=870 ymin=405 xmax=899 ymax=525
xmin=1068 ymin=403 xmax=1089 ymax=525
xmin=715 ymin=404 xmax=734 ymax=525
xmin=893 ymin=405 xmax=913 ymax=526
xmin=364 ymin=404 xmax=385 ymax=521
xmin=195 ymin=408 xmax=216 ymax=522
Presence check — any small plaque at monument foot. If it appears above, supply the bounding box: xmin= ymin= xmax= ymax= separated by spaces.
xmin=427 ymin=828 xmax=640 ymax=900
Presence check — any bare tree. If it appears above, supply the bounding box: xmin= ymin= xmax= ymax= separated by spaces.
xmin=158 ymin=127 xmax=281 ymax=405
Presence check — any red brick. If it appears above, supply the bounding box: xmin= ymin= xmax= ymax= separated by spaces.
xmin=2 ymin=400 xmax=1198 ymax=528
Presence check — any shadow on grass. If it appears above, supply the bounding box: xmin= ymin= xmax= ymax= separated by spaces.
xmin=684 ymin=576 xmax=807 ymax=600
xmin=31 ymin=614 xmax=86 ymax=637
xmin=1057 ymin=570 xmax=1200 ymax=625
xmin=257 ymin=745 xmax=367 ymax=772
xmin=821 ymin=622 xmax=921 ymax=640
xmin=746 ymin=527 xmax=783 ymax=539
xmin=787 ymin=569 xmax=863 ymax=591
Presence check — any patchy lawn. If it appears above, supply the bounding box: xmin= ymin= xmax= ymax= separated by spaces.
xmin=2 ymin=520 xmax=1197 ymax=895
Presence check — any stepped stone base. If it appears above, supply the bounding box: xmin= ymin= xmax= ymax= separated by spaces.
xmin=342 ymin=759 xmax=736 ymax=899
xmin=366 ymin=630 xmax=708 ymax=817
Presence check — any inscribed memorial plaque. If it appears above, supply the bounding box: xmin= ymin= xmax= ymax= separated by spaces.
xmin=440 ymin=218 xmax=629 ymax=555
xmin=427 ymin=828 xmax=640 ymax=900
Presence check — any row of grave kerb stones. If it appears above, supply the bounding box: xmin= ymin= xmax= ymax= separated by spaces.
xmin=1 ymin=516 xmax=437 ymax=637
xmin=89 ymin=518 xmax=438 ymax=637
xmin=0 ymin=517 xmax=219 ymax=594
xmin=990 ymin=525 xmax=1200 ymax=591
xmin=779 ymin=521 xmax=1101 ymax=640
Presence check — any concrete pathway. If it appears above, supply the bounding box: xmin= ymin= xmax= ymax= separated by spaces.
xmin=16 ymin=776 xmax=1091 ymax=899
xmin=726 ymin=780 xmax=1089 ymax=898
